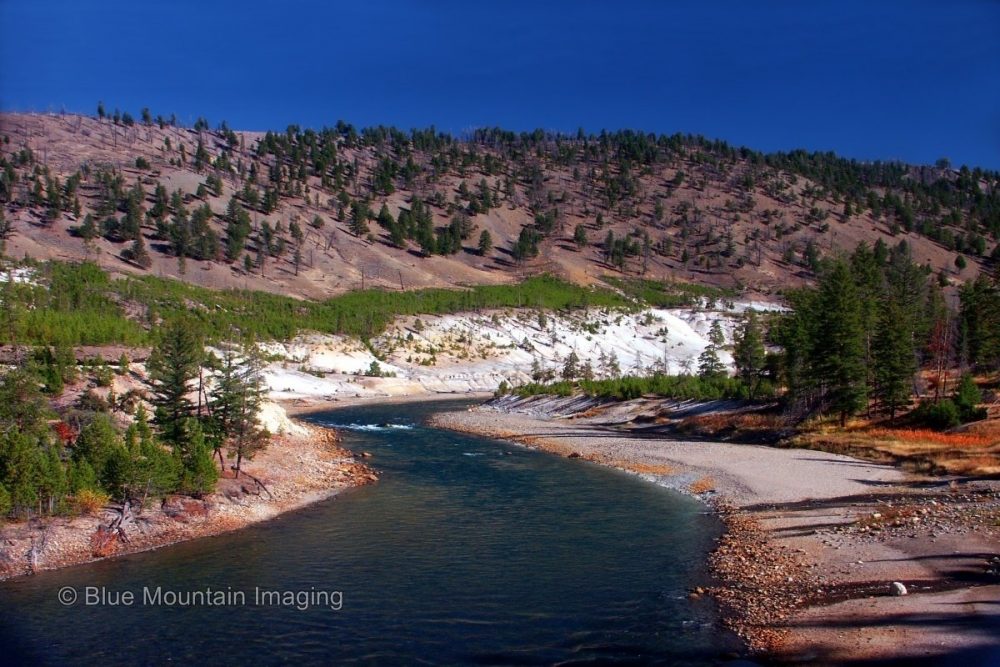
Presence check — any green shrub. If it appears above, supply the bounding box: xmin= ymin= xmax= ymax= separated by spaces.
xmin=954 ymin=374 xmax=987 ymax=422
xmin=514 ymin=373 xmax=772 ymax=402
xmin=912 ymin=399 xmax=960 ymax=429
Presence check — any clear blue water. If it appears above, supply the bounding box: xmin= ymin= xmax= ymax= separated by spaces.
xmin=0 ymin=399 xmax=737 ymax=665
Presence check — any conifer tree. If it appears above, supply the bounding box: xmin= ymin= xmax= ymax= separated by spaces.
xmin=350 ymin=200 xmax=370 ymax=237
xmin=708 ymin=320 xmax=725 ymax=347
xmin=814 ymin=261 xmax=867 ymax=425
xmin=147 ymin=320 xmax=203 ymax=446
xmin=872 ymin=296 xmax=915 ymax=421
xmin=733 ymin=311 xmax=766 ymax=398
xmin=698 ymin=344 xmax=725 ymax=378
xmin=209 ymin=342 xmax=269 ymax=478
xmin=478 ymin=229 xmax=492 ymax=256
xmin=175 ymin=418 xmax=218 ymax=495
xmin=123 ymin=405 xmax=180 ymax=500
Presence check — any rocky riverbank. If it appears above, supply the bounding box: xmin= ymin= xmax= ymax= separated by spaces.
xmin=432 ymin=399 xmax=1000 ymax=665
xmin=0 ymin=418 xmax=376 ymax=581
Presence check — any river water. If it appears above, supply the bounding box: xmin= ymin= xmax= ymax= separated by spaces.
xmin=0 ymin=399 xmax=737 ymax=665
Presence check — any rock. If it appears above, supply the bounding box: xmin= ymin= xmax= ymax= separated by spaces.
xmin=360 ymin=452 xmax=373 ymax=458
xmin=567 ymin=452 xmax=582 ymax=458
xmin=890 ymin=581 xmax=908 ymax=596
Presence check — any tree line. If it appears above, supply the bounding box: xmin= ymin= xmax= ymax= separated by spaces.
xmin=0 ymin=320 xmax=268 ymax=519
xmin=776 ymin=239 xmax=987 ymax=426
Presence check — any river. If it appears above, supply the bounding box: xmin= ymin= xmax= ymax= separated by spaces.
xmin=0 ymin=399 xmax=737 ymax=665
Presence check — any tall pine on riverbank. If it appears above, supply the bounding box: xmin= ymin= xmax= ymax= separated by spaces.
xmin=209 ymin=341 xmax=269 ymax=478
xmin=779 ymin=240 xmax=941 ymax=425
xmin=814 ymin=261 xmax=867 ymax=426
xmin=145 ymin=319 xmax=217 ymax=494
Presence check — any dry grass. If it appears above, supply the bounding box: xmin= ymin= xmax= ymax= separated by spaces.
xmin=615 ymin=461 xmax=677 ymax=476
xmin=72 ymin=489 xmax=109 ymax=515
xmin=689 ymin=476 xmax=717 ymax=494
xmin=865 ymin=428 xmax=993 ymax=448
xmin=682 ymin=412 xmax=782 ymax=430
xmin=796 ymin=420 xmax=1000 ymax=476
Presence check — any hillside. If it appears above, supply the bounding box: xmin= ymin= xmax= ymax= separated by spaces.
xmin=1 ymin=111 xmax=996 ymax=300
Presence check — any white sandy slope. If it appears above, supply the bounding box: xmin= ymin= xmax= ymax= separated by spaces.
xmin=260 ymin=302 xmax=783 ymax=401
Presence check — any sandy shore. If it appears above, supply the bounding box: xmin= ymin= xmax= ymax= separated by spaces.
xmin=432 ymin=404 xmax=1000 ymax=665
xmin=278 ymin=390 xmax=493 ymax=417
xmin=0 ymin=421 xmax=376 ymax=581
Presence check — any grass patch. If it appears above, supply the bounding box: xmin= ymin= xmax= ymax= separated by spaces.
xmin=603 ymin=276 xmax=737 ymax=308
xmin=3 ymin=261 xmax=630 ymax=346
xmin=793 ymin=424 xmax=1000 ymax=476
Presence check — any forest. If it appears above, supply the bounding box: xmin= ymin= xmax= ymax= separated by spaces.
xmin=513 ymin=238 xmax=999 ymax=432
xmin=0 ymin=320 xmax=267 ymax=520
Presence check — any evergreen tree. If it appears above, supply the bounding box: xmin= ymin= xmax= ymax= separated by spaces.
xmin=872 ymin=296 xmax=915 ymax=421
xmin=209 ymin=342 xmax=270 ymax=477
xmin=376 ymin=204 xmax=394 ymax=230
xmin=954 ymin=374 xmax=986 ymax=422
xmin=123 ymin=405 xmax=180 ymax=501
xmin=389 ymin=222 xmax=407 ymax=248
xmin=123 ymin=234 xmax=152 ymax=268
xmin=698 ymin=344 xmax=725 ymax=378
xmin=733 ymin=311 xmax=766 ymax=398
xmin=561 ymin=351 xmax=580 ymax=380
xmin=146 ymin=320 xmax=203 ymax=446
xmin=175 ymin=418 xmax=218 ymax=495
xmin=478 ymin=229 xmax=492 ymax=256
xmin=814 ymin=261 xmax=867 ymax=425
xmin=708 ymin=320 xmax=725 ymax=347
xmin=73 ymin=413 xmax=123 ymax=493
xmin=349 ymin=200 xmax=370 ymax=237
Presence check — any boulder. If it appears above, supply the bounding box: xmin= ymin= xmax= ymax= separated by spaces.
xmin=890 ymin=581 xmax=908 ymax=596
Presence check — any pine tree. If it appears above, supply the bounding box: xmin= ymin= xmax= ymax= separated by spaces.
xmin=954 ymin=374 xmax=986 ymax=422
xmin=124 ymin=234 xmax=152 ymax=268
xmin=698 ymin=344 xmax=725 ymax=378
xmin=814 ymin=261 xmax=867 ymax=425
xmin=209 ymin=342 xmax=270 ymax=477
xmin=73 ymin=413 xmax=122 ymax=492
xmin=175 ymin=418 xmax=218 ymax=495
xmin=733 ymin=311 xmax=766 ymax=398
xmin=478 ymin=229 xmax=492 ymax=256
xmin=709 ymin=320 xmax=725 ymax=347
xmin=376 ymin=204 xmax=394 ymax=230
xmin=349 ymin=200 xmax=370 ymax=237
xmin=146 ymin=320 xmax=203 ymax=446
xmin=872 ymin=296 xmax=915 ymax=421
xmin=124 ymin=405 xmax=180 ymax=501
xmin=561 ymin=351 xmax=580 ymax=380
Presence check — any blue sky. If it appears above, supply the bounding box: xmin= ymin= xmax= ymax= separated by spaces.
xmin=1 ymin=0 xmax=998 ymax=168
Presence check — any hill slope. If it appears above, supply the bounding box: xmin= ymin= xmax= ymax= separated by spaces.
xmin=1 ymin=111 xmax=996 ymax=299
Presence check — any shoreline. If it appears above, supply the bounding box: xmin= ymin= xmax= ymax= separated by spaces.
xmin=0 ymin=420 xmax=377 ymax=582
xmin=431 ymin=403 xmax=1000 ymax=665
xmin=277 ymin=390 xmax=494 ymax=417
xmin=0 ymin=392 xmax=485 ymax=582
